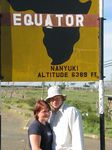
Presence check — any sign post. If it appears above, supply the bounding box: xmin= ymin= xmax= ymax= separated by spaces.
xmin=99 ymin=0 xmax=105 ymax=150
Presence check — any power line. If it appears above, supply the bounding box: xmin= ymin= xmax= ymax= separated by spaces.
xmin=104 ymin=64 xmax=112 ymax=68
xmin=104 ymin=60 xmax=112 ymax=63
xmin=104 ymin=62 xmax=112 ymax=65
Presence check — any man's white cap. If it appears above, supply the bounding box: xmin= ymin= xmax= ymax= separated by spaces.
xmin=45 ymin=86 xmax=66 ymax=102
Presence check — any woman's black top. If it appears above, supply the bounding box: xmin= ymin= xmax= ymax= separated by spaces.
xmin=28 ymin=119 xmax=53 ymax=150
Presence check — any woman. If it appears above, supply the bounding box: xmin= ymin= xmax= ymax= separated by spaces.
xmin=28 ymin=100 xmax=53 ymax=150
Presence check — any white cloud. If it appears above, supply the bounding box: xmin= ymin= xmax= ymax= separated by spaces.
xmin=104 ymin=0 xmax=112 ymax=18
xmin=104 ymin=0 xmax=112 ymax=81
xmin=104 ymin=20 xmax=112 ymax=60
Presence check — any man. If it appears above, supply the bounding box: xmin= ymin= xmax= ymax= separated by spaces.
xmin=46 ymin=86 xmax=84 ymax=150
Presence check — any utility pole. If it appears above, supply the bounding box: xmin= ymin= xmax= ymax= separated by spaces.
xmin=99 ymin=0 xmax=105 ymax=150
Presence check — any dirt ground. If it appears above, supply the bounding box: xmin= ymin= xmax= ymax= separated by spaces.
xmin=1 ymin=109 xmax=112 ymax=150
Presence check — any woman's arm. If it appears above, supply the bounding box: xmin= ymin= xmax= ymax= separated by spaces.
xmin=29 ymin=134 xmax=42 ymax=150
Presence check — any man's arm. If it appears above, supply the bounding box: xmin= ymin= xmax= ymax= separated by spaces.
xmin=69 ymin=107 xmax=84 ymax=150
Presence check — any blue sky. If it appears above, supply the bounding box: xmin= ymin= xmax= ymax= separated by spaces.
xmin=104 ymin=0 xmax=112 ymax=81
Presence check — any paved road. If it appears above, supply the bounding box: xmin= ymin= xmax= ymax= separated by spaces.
xmin=1 ymin=109 xmax=29 ymax=150
xmin=1 ymin=109 xmax=112 ymax=150
xmin=84 ymin=137 xmax=112 ymax=150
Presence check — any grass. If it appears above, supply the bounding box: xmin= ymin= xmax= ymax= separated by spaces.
xmin=1 ymin=86 xmax=112 ymax=138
